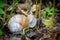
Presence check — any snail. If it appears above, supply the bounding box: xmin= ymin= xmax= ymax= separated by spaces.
xmin=8 ymin=14 xmax=28 ymax=34
xmin=8 ymin=14 xmax=37 ymax=34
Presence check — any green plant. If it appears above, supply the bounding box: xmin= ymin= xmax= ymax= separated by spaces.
xmin=41 ymin=7 xmax=55 ymax=28
xmin=0 ymin=0 xmax=7 ymax=19
xmin=0 ymin=0 xmax=7 ymax=14
xmin=0 ymin=0 xmax=7 ymax=35
xmin=0 ymin=29 xmax=3 ymax=36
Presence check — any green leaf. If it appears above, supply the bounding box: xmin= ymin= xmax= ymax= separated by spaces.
xmin=45 ymin=8 xmax=50 ymax=13
xmin=43 ymin=20 xmax=53 ymax=28
xmin=50 ymin=7 xmax=54 ymax=12
xmin=0 ymin=8 xmax=5 ymax=14
xmin=0 ymin=17 xmax=3 ymax=20
xmin=41 ymin=16 xmax=44 ymax=19
xmin=0 ymin=29 xmax=3 ymax=36
xmin=0 ymin=1 xmax=7 ymax=7
xmin=43 ymin=20 xmax=50 ymax=26
xmin=45 ymin=8 xmax=53 ymax=15
xmin=41 ymin=11 xmax=46 ymax=19
xmin=48 ymin=13 xmax=53 ymax=15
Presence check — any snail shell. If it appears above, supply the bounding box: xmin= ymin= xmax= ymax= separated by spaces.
xmin=9 ymin=22 xmax=22 ymax=34
xmin=8 ymin=14 xmax=28 ymax=33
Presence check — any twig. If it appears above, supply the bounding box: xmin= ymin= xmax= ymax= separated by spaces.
xmin=18 ymin=7 xmax=28 ymax=16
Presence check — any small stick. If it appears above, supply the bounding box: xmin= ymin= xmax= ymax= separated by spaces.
xmin=18 ymin=7 xmax=28 ymax=16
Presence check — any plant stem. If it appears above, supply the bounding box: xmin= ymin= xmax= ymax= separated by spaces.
xmin=39 ymin=0 xmax=42 ymax=19
xmin=3 ymin=7 xmax=8 ymax=27
xmin=36 ymin=0 xmax=38 ymax=17
xmin=6 ymin=0 xmax=20 ymax=23
xmin=3 ymin=8 xmax=7 ymax=23
xmin=38 ymin=0 xmax=42 ymax=27
xmin=52 ymin=0 xmax=55 ymax=22
xmin=53 ymin=0 xmax=55 ymax=17
xmin=50 ymin=0 xmax=55 ymax=28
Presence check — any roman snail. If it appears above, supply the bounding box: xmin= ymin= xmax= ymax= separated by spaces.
xmin=8 ymin=8 xmax=37 ymax=34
